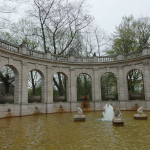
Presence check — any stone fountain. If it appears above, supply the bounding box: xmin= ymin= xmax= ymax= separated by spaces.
xmin=134 ymin=107 xmax=148 ymax=120
xmin=73 ymin=107 xmax=85 ymax=121
xmin=101 ymin=104 xmax=114 ymax=121
xmin=101 ymin=104 xmax=124 ymax=125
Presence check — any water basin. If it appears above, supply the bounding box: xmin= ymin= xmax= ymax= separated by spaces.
xmin=0 ymin=111 xmax=149 ymax=150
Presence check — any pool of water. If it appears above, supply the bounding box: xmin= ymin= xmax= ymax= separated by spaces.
xmin=0 ymin=111 xmax=149 ymax=150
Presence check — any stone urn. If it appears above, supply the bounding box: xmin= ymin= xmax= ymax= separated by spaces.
xmin=129 ymin=94 xmax=144 ymax=100
xmin=28 ymin=96 xmax=41 ymax=103
xmin=80 ymin=95 xmax=89 ymax=101
xmin=54 ymin=96 xmax=65 ymax=101
xmin=0 ymin=96 xmax=14 ymax=104
xmin=105 ymin=95 xmax=115 ymax=100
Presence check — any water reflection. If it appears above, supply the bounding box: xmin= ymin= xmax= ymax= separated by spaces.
xmin=0 ymin=111 xmax=149 ymax=150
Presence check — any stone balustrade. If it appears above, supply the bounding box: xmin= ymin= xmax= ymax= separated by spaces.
xmin=0 ymin=39 xmax=148 ymax=63
xmin=0 ymin=39 xmax=19 ymax=52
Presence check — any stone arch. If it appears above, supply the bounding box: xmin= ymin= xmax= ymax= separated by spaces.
xmin=127 ymin=69 xmax=145 ymax=100
xmin=101 ymin=72 xmax=118 ymax=101
xmin=28 ymin=68 xmax=45 ymax=78
xmin=99 ymin=69 xmax=118 ymax=80
xmin=126 ymin=65 xmax=144 ymax=75
xmin=0 ymin=64 xmax=19 ymax=104
xmin=76 ymin=73 xmax=92 ymax=101
xmin=6 ymin=65 xmax=19 ymax=76
xmin=53 ymin=71 xmax=68 ymax=80
xmin=28 ymin=69 xmax=45 ymax=103
xmin=53 ymin=72 xmax=68 ymax=102
xmin=76 ymin=71 xmax=93 ymax=81
xmin=122 ymin=65 xmax=145 ymax=101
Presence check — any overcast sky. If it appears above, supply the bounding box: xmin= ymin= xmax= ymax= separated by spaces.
xmin=86 ymin=0 xmax=150 ymax=33
xmin=2 ymin=0 xmax=150 ymax=35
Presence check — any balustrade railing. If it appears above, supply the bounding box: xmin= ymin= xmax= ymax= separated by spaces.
xmin=98 ymin=55 xmax=116 ymax=62
xmin=51 ymin=54 xmax=68 ymax=62
xmin=0 ymin=39 xmax=148 ymax=63
xmin=26 ymin=50 xmax=45 ymax=58
xmin=0 ymin=39 xmax=19 ymax=52
xmin=75 ymin=57 xmax=93 ymax=62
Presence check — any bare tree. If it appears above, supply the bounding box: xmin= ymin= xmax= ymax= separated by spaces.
xmin=28 ymin=0 xmax=57 ymax=53
xmin=135 ymin=17 xmax=150 ymax=50
xmin=93 ymin=26 xmax=109 ymax=56
xmin=28 ymin=0 xmax=92 ymax=54
xmin=28 ymin=70 xmax=41 ymax=96
xmin=53 ymin=73 xmax=66 ymax=96
xmin=0 ymin=0 xmax=17 ymax=29
xmin=82 ymin=25 xmax=109 ymax=56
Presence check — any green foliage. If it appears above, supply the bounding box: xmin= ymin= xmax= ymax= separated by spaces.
xmin=127 ymin=69 xmax=145 ymax=100
xmin=77 ymin=74 xmax=92 ymax=101
xmin=28 ymin=86 xmax=41 ymax=96
xmin=101 ymin=73 xmax=118 ymax=101
xmin=127 ymin=70 xmax=144 ymax=94
xmin=106 ymin=16 xmax=150 ymax=55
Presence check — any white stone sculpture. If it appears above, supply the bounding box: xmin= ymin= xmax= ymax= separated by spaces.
xmin=137 ymin=107 xmax=144 ymax=114
xmin=134 ymin=106 xmax=148 ymax=119
xmin=73 ymin=107 xmax=85 ymax=121
xmin=77 ymin=107 xmax=83 ymax=115
xmin=112 ymin=108 xmax=124 ymax=125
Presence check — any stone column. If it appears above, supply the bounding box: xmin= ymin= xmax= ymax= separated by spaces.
xmin=117 ymin=66 xmax=128 ymax=101
xmin=70 ymin=67 xmax=77 ymax=102
xmin=14 ymin=69 xmax=21 ymax=104
xmin=143 ymin=62 xmax=150 ymax=100
xmin=92 ymin=68 xmax=101 ymax=111
xmin=46 ymin=66 xmax=53 ymax=103
xmin=93 ymin=68 xmax=101 ymax=101
xmin=67 ymin=73 xmax=71 ymax=102
xmin=41 ymin=70 xmax=47 ymax=104
xmin=21 ymin=62 xmax=28 ymax=104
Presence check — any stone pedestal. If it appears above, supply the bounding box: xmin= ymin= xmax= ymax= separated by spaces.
xmin=134 ymin=114 xmax=148 ymax=120
xmin=73 ymin=114 xmax=86 ymax=121
xmin=112 ymin=118 xmax=124 ymax=126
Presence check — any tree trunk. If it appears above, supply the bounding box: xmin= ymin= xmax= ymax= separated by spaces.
xmin=4 ymin=81 xmax=10 ymax=95
xmin=58 ymin=73 xmax=65 ymax=96
xmin=31 ymin=71 xmax=36 ymax=96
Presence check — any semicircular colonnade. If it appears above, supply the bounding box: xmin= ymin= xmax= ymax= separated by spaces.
xmin=0 ymin=39 xmax=150 ymax=118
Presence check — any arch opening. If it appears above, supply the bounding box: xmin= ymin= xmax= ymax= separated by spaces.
xmin=77 ymin=73 xmax=92 ymax=102
xmin=53 ymin=72 xmax=67 ymax=102
xmin=28 ymin=70 xmax=43 ymax=103
xmin=127 ymin=69 xmax=145 ymax=100
xmin=101 ymin=72 xmax=118 ymax=101
xmin=0 ymin=66 xmax=16 ymax=104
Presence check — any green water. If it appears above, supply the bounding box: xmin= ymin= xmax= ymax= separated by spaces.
xmin=0 ymin=111 xmax=149 ymax=150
